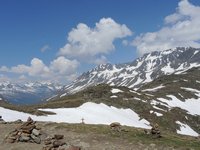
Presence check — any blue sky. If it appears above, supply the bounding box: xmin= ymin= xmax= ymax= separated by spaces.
xmin=0 ymin=0 xmax=200 ymax=83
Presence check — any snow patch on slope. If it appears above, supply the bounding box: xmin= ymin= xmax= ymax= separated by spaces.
xmin=0 ymin=102 xmax=151 ymax=129
xmin=111 ymin=88 xmax=123 ymax=94
xmin=142 ymin=85 xmax=165 ymax=92
xmin=157 ymin=94 xmax=200 ymax=115
xmin=60 ymin=93 xmax=67 ymax=98
xmin=176 ymin=121 xmax=198 ymax=137
xmin=161 ymin=64 xmax=174 ymax=74
xmin=110 ymin=95 xmax=118 ymax=98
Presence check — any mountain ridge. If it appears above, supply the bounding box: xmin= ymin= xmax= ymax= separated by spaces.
xmin=63 ymin=47 xmax=200 ymax=95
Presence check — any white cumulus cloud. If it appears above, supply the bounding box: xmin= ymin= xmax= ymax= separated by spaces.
xmin=59 ymin=17 xmax=132 ymax=63
xmin=0 ymin=57 xmax=79 ymax=83
xmin=132 ymin=0 xmax=200 ymax=55
xmin=50 ymin=56 xmax=79 ymax=75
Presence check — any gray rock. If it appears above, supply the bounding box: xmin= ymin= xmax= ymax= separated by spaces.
xmin=53 ymin=140 xmax=66 ymax=148
xmin=6 ymin=138 xmax=15 ymax=143
xmin=66 ymin=146 xmax=81 ymax=150
xmin=54 ymin=134 xmax=64 ymax=140
xmin=32 ymin=128 xmax=40 ymax=136
xmin=14 ymin=119 xmax=23 ymax=124
xmin=19 ymin=135 xmax=30 ymax=142
xmin=31 ymin=134 xmax=41 ymax=144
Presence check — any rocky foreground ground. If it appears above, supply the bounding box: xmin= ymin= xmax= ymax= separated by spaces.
xmin=0 ymin=119 xmax=199 ymax=150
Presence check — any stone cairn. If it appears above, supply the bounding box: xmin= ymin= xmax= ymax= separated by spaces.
xmin=144 ymin=123 xmax=161 ymax=138
xmin=5 ymin=117 xmax=81 ymax=150
xmin=5 ymin=117 xmax=42 ymax=144
xmin=110 ymin=122 xmax=122 ymax=132
xmin=43 ymin=134 xmax=81 ymax=150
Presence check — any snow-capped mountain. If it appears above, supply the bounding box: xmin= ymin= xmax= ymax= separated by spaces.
xmin=63 ymin=47 xmax=200 ymax=94
xmin=0 ymin=81 xmax=63 ymax=104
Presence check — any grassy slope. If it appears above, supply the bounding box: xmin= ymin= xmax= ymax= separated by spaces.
xmin=0 ymin=122 xmax=200 ymax=150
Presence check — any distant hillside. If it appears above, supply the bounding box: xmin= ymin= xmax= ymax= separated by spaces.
xmin=0 ymin=81 xmax=63 ymax=104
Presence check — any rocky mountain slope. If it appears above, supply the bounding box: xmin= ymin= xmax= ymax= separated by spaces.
xmin=63 ymin=47 xmax=200 ymax=94
xmin=0 ymin=81 xmax=62 ymax=104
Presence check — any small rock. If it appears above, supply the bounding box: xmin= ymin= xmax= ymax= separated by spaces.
xmin=66 ymin=146 xmax=81 ymax=150
xmin=54 ymin=134 xmax=64 ymax=140
xmin=21 ymin=124 xmax=36 ymax=131
xmin=31 ymin=134 xmax=41 ymax=144
xmin=27 ymin=117 xmax=33 ymax=122
xmin=110 ymin=122 xmax=121 ymax=128
xmin=150 ymin=143 xmax=156 ymax=147
xmin=6 ymin=138 xmax=15 ymax=143
xmin=0 ymin=121 xmax=7 ymax=124
xmin=19 ymin=135 xmax=30 ymax=142
xmin=42 ymin=146 xmax=53 ymax=150
xmin=53 ymin=140 xmax=66 ymax=148
xmin=44 ymin=140 xmax=52 ymax=145
xmin=14 ymin=119 xmax=23 ymax=124
xmin=32 ymin=129 xmax=40 ymax=136
xmin=8 ymin=136 xmax=17 ymax=140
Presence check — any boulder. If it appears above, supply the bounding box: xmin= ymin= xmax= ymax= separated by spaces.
xmin=52 ymin=140 xmax=66 ymax=148
xmin=54 ymin=134 xmax=64 ymax=140
xmin=110 ymin=122 xmax=121 ymax=128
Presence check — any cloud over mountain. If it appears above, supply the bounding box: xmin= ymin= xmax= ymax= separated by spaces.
xmin=132 ymin=0 xmax=200 ymax=55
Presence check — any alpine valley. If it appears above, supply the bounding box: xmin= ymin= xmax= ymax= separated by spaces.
xmin=0 ymin=81 xmax=62 ymax=104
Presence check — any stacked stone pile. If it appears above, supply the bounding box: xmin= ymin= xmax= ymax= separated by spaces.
xmin=4 ymin=117 xmax=82 ymax=149
xmin=151 ymin=124 xmax=161 ymax=138
xmin=110 ymin=122 xmax=121 ymax=132
xmin=43 ymin=134 xmax=81 ymax=150
xmin=5 ymin=117 xmax=42 ymax=144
